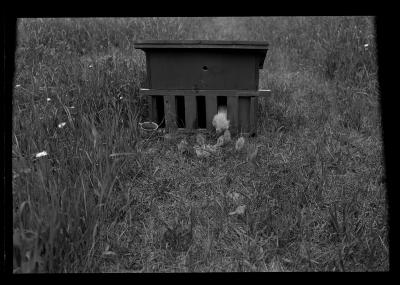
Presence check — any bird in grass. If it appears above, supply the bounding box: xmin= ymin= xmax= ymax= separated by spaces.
xmin=196 ymin=133 xmax=206 ymax=146
xmin=194 ymin=144 xmax=217 ymax=158
xmin=161 ymin=208 xmax=196 ymax=252
xmin=177 ymin=139 xmax=189 ymax=154
xmin=215 ymin=129 xmax=231 ymax=148
xmin=235 ymin=136 xmax=245 ymax=152
xmin=212 ymin=109 xmax=230 ymax=133
xmin=246 ymin=143 xmax=265 ymax=165
xmin=223 ymin=129 xmax=231 ymax=143
xmin=215 ymin=135 xmax=225 ymax=148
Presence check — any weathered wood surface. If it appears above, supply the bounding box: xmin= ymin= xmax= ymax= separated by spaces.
xmin=238 ymin=97 xmax=250 ymax=134
xmin=134 ymin=40 xmax=269 ymax=50
xmin=227 ymin=96 xmax=239 ymax=133
xmin=205 ymin=96 xmax=218 ymax=129
xmin=164 ymin=96 xmax=177 ymax=130
xmin=184 ymin=96 xmax=197 ymax=129
xmin=139 ymin=89 xmax=271 ymax=97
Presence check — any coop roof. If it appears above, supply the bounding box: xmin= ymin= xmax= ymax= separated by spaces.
xmin=133 ymin=40 xmax=269 ymax=50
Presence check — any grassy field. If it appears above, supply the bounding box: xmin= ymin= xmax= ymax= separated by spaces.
xmin=12 ymin=17 xmax=387 ymax=272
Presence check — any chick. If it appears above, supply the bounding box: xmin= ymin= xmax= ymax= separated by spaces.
xmin=215 ymin=135 xmax=225 ymax=148
xmin=194 ymin=145 xmax=211 ymax=158
xmin=196 ymin=133 xmax=206 ymax=146
xmin=194 ymin=144 xmax=217 ymax=158
xmin=177 ymin=139 xmax=189 ymax=154
xmin=246 ymin=143 xmax=265 ymax=164
xmin=235 ymin=136 xmax=245 ymax=152
xmin=212 ymin=110 xmax=230 ymax=133
xmin=223 ymin=129 xmax=231 ymax=143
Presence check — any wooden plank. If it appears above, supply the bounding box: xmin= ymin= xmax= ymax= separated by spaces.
xmin=238 ymin=97 xmax=250 ymax=134
xmin=151 ymin=96 xmax=158 ymax=123
xmin=148 ymin=51 xmax=256 ymax=90
xmin=164 ymin=95 xmax=177 ymax=130
xmin=250 ymin=97 xmax=257 ymax=136
xmin=184 ymin=96 xmax=197 ymax=129
xmin=227 ymin=96 xmax=238 ymax=134
xmin=140 ymin=88 xmax=270 ymax=97
xmin=135 ymin=40 xmax=269 ymax=46
xmin=146 ymin=52 xmax=152 ymax=89
xmin=258 ymin=89 xmax=271 ymax=97
xmin=205 ymin=96 xmax=218 ymax=130
xmin=254 ymin=54 xmax=260 ymax=90
xmin=147 ymin=95 xmax=153 ymax=122
xmin=134 ymin=40 xmax=269 ymax=50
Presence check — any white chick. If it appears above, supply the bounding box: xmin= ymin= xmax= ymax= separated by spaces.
xmin=235 ymin=136 xmax=245 ymax=152
xmin=212 ymin=110 xmax=230 ymax=133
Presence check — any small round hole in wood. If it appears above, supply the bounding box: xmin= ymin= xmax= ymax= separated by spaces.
xmin=202 ymin=66 xmax=208 ymax=71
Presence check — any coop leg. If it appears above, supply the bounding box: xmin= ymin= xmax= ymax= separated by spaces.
xmin=206 ymin=96 xmax=218 ymax=130
xmin=250 ymin=97 xmax=257 ymax=136
xmin=164 ymin=95 xmax=177 ymax=131
xmin=238 ymin=96 xmax=251 ymax=134
xmin=227 ymin=96 xmax=239 ymax=135
xmin=184 ymin=96 xmax=197 ymax=130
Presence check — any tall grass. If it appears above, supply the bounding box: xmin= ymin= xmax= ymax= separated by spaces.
xmin=12 ymin=17 xmax=386 ymax=272
xmin=13 ymin=17 xmax=196 ymax=272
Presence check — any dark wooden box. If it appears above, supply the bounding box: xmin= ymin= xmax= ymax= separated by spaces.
xmin=135 ymin=40 xmax=268 ymax=90
xmin=134 ymin=40 xmax=270 ymax=135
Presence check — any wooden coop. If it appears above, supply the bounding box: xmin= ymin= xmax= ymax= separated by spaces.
xmin=134 ymin=40 xmax=270 ymax=135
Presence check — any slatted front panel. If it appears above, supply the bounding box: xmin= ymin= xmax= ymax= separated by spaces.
xmin=140 ymin=89 xmax=270 ymax=135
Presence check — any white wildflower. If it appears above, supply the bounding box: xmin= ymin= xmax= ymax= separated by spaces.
xmin=227 ymin=192 xmax=240 ymax=201
xmin=91 ymin=125 xmax=99 ymax=148
xmin=102 ymin=244 xmax=116 ymax=256
xmin=35 ymin=151 xmax=48 ymax=158
xmin=204 ymin=144 xmax=217 ymax=153
xmin=58 ymin=122 xmax=66 ymax=129
xmin=229 ymin=205 xmax=246 ymax=216
xmin=46 ymin=98 xmax=51 ymax=102
xmin=164 ymin=133 xmax=173 ymax=140
xmin=364 ymin=43 xmax=369 ymax=48
xmin=15 ymin=84 xmax=21 ymax=88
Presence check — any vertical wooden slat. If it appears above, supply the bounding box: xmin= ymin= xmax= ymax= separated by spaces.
xmin=164 ymin=95 xmax=177 ymax=130
xmin=205 ymin=95 xmax=217 ymax=130
xmin=147 ymin=95 xmax=153 ymax=121
xmin=184 ymin=96 xmax=197 ymax=129
xmin=151 ymin=96 xmax=158 ymax=123
xmin=254 ymin=54 xmax=260 ymax=90
xmin=146 ymin=52 xmax=152 ymax=89
xmin=250 ymin=97 xmax=257 ymax=136
xmin=227 ymin=96 xmax=238 ymax=134
xmin=238 ymin=97 xmax=250 ymax=134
